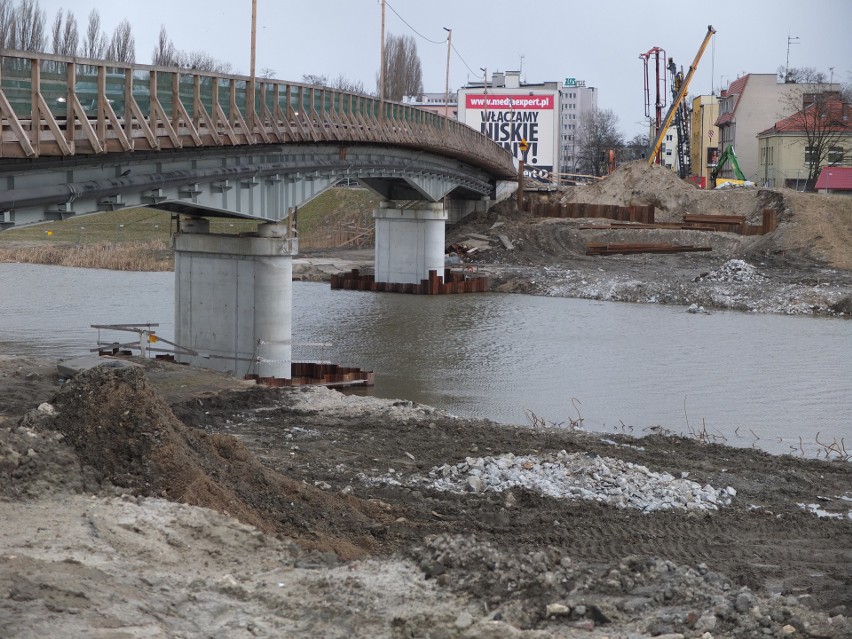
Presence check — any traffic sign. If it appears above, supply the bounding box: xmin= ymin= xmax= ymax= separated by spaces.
xmin=519 ymin=139 xmax=529 ymax=152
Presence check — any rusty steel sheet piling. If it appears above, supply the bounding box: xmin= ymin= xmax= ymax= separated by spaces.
xmin=331 ymin=268 xmax=489 ymax=295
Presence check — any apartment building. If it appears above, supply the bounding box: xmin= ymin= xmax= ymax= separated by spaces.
xmin=558 ymin=78 xmax=597 ymax=174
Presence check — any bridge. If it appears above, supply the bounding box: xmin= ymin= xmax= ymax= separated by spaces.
xmin=0 ymin=50 xmax=517 ymax=380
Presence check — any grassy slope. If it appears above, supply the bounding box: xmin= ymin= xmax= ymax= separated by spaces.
xmin=0 ymin=187 xmax=380 ymax=248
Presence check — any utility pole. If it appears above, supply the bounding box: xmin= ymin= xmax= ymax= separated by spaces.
xmin=249 ymin=0 xmax=257 ymax=128
xmin=443 ymin=27 xmax=452 ymax=130
xmin=480 ymin=66 xmax=488 ymax=133
xmin=379 ymin=0 xmax=386 ymax=116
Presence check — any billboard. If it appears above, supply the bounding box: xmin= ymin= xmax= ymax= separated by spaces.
xmin=461 ymin=92 xmax=556 ymax=179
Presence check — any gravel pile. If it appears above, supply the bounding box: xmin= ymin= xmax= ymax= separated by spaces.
xmin=694 ymin=259 xmax=766 ymax=283
xmin=373 ymin=450 xmax=737 ymax=512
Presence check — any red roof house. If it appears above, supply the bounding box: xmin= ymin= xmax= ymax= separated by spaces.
xmin=815 ymin=167 xmax=852 ymax=194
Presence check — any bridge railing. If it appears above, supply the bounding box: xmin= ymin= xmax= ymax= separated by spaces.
xmin=0 ymin=50 xmax=515 ymax=178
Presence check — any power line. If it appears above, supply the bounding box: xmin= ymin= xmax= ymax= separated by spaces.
xmin=451 ymin=42 xmax=478 ymax=78
xmin=384 ymin=1 xmax=446 ymax=45
xmin=382 ymin=1 xmax=483 ymax=91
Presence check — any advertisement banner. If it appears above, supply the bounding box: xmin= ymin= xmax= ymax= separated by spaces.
xmin=462 ymin=93 xmax=556 ymax=179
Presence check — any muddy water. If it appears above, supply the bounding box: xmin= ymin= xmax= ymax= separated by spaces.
xmin=2 ymin=263 xmax=849 ymax=456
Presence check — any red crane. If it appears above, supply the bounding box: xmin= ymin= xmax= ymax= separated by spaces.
xmin=639 ymin=46 xmax=667 ymax=165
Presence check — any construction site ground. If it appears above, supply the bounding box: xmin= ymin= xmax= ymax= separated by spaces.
xmin=1 ymin=162 xmax=851 ymax=638
xmin=295 ymin=162 xmax=852 ymax=316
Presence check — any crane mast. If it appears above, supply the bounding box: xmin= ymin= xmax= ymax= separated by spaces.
xmin=647 ymin=25 xmax=716 ymax=168
xmin=668 ymin=59 xmax=692 ymax=179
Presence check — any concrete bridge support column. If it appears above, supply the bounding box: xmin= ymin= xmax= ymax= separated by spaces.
xmin=173 ymin=219 xmax=294 ymax=378
xmin=373 ymin=201 xmax=447 ymax=284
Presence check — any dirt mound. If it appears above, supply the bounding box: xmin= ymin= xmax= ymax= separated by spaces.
xmin=35 ymin=365 xmax=398 ymax=559
xmin=562 ymin=161 xmax=699 ymax=218
xmin=547 ymin=161 xmax=852 ymax=268
xmin=559 ymin=161 xmax=788 ymax=224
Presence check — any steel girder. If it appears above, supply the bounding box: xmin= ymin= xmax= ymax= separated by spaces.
xmin=0 ymin=145 xmax=495 ymax=228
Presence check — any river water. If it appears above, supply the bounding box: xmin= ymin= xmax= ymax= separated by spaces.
xmin=2 ymin=263 xmax=849 ymax=457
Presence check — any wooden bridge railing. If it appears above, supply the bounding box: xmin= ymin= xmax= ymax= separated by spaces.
xmin=0 ymin=50 xmax=515 ymax=178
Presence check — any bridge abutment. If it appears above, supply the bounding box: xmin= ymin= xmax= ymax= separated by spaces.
xmin=374 ymin=201 xmax=447 ymax=285
xmin=173 ymin=220 xmax=295 ymax=378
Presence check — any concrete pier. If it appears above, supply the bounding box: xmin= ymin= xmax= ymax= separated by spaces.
xmin=373 ymin=201 xmax=447 ymax=284
xmin=173 ymin=219 xmax=295 ymax=378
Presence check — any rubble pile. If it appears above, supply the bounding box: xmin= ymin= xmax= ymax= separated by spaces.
xmin=408 ymin=534 xmax=849 ymax=638
xmin=694 ymin=259 xmax=766 ymax=283
xmin=370 ymin=450 xmax=736 ymax=512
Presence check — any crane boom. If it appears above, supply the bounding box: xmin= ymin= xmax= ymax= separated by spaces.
xmin=647 ymin=25 xmax=716 ymax=166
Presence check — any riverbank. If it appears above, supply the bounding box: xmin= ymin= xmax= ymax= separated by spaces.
xmin=2 ymin=163 xmax=850 ymax=317
xmin=0 ymin=355 xmax=850 ymax=638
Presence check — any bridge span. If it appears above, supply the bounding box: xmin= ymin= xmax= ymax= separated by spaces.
xmin=0 ymin=50 xmax=515 ymax=227
xmin=0 ymin=49 xmax=517 ymax=380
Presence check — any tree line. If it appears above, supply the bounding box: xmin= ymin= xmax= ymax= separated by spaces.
xmin=0 ymin=0 xmax=423 ymax=91
xmin=1 ymin=0 xmax=136 ymax=62
xmin=0 ymin=0 xmax=232 ymax=71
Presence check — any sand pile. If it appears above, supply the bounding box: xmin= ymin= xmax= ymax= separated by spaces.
xmin=561 ymin=162 xmax=699 ymax=218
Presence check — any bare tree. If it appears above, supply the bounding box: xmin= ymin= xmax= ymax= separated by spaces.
xmin=0 ymin=0 xmax=13 ymax=49
xmin=779 ymin=86 xmax=850 ymax=191
xmin=81 ymin=8 xmax=107 ymax=59
xmin=330 ymin=73 xmax=365 ymax=94
xmin=177 ymin=50 xmax=231 ymax=73
xmin=576 ymin=108 xmax=624 ymax=176
xmin=778 ymin=66 xmax=828 ymax=85
xmin=6 ymin=0 xmax=46 ymax=52
xmin=378 ymin=33 xmax=422 ymax=100
xmin=50 ymin=8 xmax=78 ymax=56
xmin=301 ymin=73 xmax=366 ymax=94
xmin=302 ymin=73 xmax=328 ymax=86
xmin=106 ymin=18 xmax=135 ymax=63
xmin=260 ymin=67 xmax=276 ymax=80
xmin=151 ymin=24 xmax=177 ymax=66
xmin=149 ymin=25 xmax=231 ymax=72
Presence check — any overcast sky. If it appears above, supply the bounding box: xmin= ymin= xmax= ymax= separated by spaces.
xmin=35 ymin=0 xmax=852 ymax=137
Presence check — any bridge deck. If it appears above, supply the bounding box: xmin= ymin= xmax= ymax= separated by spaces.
xmin=0 ymin=50 xmax=514 ymax=178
